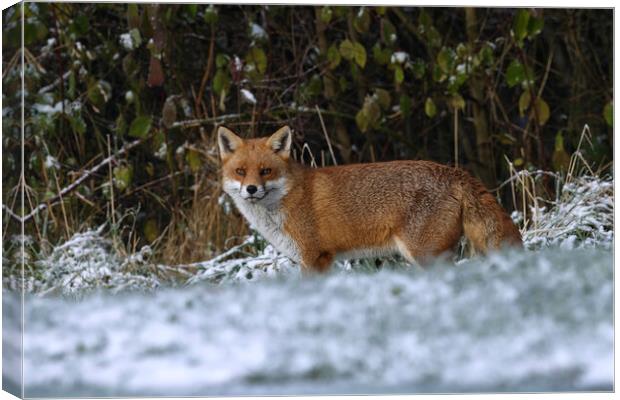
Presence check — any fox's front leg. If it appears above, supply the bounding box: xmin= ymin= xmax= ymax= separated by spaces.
xmin=300 ymin=250 xmax=334 ymax=274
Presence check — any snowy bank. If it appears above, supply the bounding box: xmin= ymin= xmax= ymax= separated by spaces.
xmin=17 ymin=247 xmax=612 ymax=396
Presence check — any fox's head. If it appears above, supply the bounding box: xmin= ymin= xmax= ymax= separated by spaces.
xmin=218 ymin=125 xmax=292 ymax=207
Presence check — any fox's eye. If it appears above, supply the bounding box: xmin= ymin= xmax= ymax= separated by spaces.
xmin=235 ymin=168 xmax=246 ymax=176
xmin=260 ymin=168 xmax=272 ymax=176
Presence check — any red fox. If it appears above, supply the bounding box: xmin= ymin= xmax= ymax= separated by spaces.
xmin=218 ymin=125 xmax=522 ymax=273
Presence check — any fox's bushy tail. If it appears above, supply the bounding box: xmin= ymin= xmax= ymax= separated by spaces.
xmin=460 ymin=173 xmax=523 ymax=253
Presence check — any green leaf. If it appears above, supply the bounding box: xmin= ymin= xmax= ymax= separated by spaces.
xmin=394 ymin=65 xmax=404 ymax=84
xmin=327 ymin=44 xmax=341 ymax=70
xmin=527 ymin=16 xmax=544 ymax=37
xmin=456 ymin=43 xmax=468 ymax=58
xmin=372 ymin=43 xmax=390 ymax=65
xmin=70 ymin=115 xmax=87 ymax=135
xmin=356 ymin=96 xmax=381 ymax=133
xmin=424 ymin=97 xmax=437 ymax=118
xmin=353 ymin=42 xmax=367 ymax=68
xmin=245 ymin=47 xmax=267 ymax=76
xmin=113 ymin=165 xmax=133 ymax=191
xmin=216 ymin=53 xmax=229 ymax=68
xmin=534 ymin=98 xmax=550 ymax=126
xmin=303 ymin=74 xmax=323 ymax=98
xmin=427 ymin=26 xmax=442 ymax=48
xmin=129 ymin=28 xmax=142 ymax=48
xmin=418 ymin=10 xmax=432 ymax=30
xmin=87 ymin=81 xmax=112 ymax=110
xmin=449 ymin=94 xmax=465 ymax=111
xmin=513 ymin=9 xmax=530 ymax=43
xmin=115 ymin=114 xmax=127 ymax=136
xmin=437 ymin=47 xmax=455 ymax=73
xmin=129 ymin=116 xmax=152 ymax=138
xmin=506 ymin=60 xmax=525 ymax=88
xmin=479 ymin=44 xmax=494 ymax=66
xmin=355 ymin=108 xmax=370 ymax=133
xmin=144 ymin=219 xmax=160 ymax=243
xmin=213 ymin=69 xmax=230 ymax=95
xmin=432 ymin=64 xmax=445 ymax=83
xmin=320 ymin=6 xmax=333 ymax=24
xmin=186 ymin=149 xmax=202 ymax=173
xmin=353 ymin=7 xmax=370 ymax=33
xmin=72 ymin=15 xmax=89 ymax=36
xmin=519 ymin=91 xmax=531 ymax=116
xmin=340 ymin=40 xmax=366 ymax=68
xmin=400 ymin=94 xmax=412 ymax=117
xmin=375 ymin=88 xmax=391 ymax=110
xmin=24 ymin=22 xmax=48 ymax=45
xmin=185 ymin=4 xmax=198 ymax=18
xmin=412 ymin=59 xmax=426 ymax=79
xmin=339 ymin=40 xmax=355 ymax=60
xmin=603 ymin=101 xmax=613 ymax=126
xmin=203 ymin=5 xmax=218 ymax=24
xmin=552 ymin=132 xmax=570 ymax=172
xmin=382 ymin=18 xmax=397 ymax=44
xmin=68 ymin=71 xmax=76 ymax=98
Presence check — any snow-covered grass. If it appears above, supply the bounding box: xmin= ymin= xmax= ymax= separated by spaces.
xmin=13 ymin=247 xmax=612 ymax=396
xmin=521 ymin=175 xmax=613 ymax=250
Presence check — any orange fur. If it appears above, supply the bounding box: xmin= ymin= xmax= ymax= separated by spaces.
xmin=218 ymin=126 xmax=522 ymax=273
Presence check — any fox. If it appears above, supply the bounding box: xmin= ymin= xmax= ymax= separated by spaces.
xmin=218 ymin=125 xmax=522 ymax=273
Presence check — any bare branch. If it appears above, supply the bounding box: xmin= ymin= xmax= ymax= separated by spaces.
xmin=20 ymin=138 xmax=145 ymax=223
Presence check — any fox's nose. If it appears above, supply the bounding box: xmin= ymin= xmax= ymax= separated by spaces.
xmin=246 ymin=185 xmax=258 ymax=195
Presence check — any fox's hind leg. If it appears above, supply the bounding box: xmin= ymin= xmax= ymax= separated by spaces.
xmin=395 ymin=234 xmax=458 ymax=267
xmin=395 ymin=207 xmax=463 ymax=266
xmin=300 ymin=250 xmax=334 ymax=274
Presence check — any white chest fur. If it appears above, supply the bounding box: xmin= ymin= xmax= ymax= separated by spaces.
xmin=222 ymin=177 xmax=301 ymax=262
xmin=232 ymin=199 xmax=301 ymax=262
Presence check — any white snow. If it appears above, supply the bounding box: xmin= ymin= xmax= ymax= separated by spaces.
xmin=119 ymin=33 xmax=134 ymax=50
xmin=18 ymin=247 xmax=612 ymax=396
xmin=390 ymin=51 xmax=409 ymax=64
xmin=249 ymin=23 xmax=267 ymax=40
xmin=44 ymin=155 xmax=60 ymax=170
xmin=240 ymin=88 xmax=257 ymax=104
xmin=233 ymin=56 xmax=243 ymax=72
xmin=33 ymin=101 xmax=67 ymax=115
xmin=155 ymin=142 xmax=167 ymax=160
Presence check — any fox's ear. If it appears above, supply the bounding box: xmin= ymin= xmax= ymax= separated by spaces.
xmin=217 ymin=126 xmax=243 ymax=161
xmin=267 ymin=126 xmax=292 ymax=159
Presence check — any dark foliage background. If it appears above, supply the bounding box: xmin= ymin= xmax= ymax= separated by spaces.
xmin=2 ymin=4 xmax=613 ymax=266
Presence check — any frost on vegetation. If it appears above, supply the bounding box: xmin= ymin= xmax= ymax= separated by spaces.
xmin=522 ymin=175 xmax=613 ymax=250
xmin=155 ymin=142 xmax=167 ymax=159
xmin=119 ymin=29 xmax=142 ymax=51
xmin=186 ymin=236 xmax=300 ymax=285
xmin=390 ymin=51 xmax=409 ymax=64
xmin=119 ymin=33 xmax=134 ymax=50
xmin=33 ymin=226 xmax=159 ymax=296
xmin=44 ymin=155 xmax=60 ymax=170
xmin=249 ymin=22 xmax=267 ymax=40
xmin=33 ymin=100 xmax=68 ymax=115
xmin=240 ymin=88 xmax=257 ymax=104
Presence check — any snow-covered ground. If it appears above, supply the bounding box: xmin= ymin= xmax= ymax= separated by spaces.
xmin=2 ymin=175 xmax=613 ymax=396
xmin=8 ymin=247 xmax=613 ymax=396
